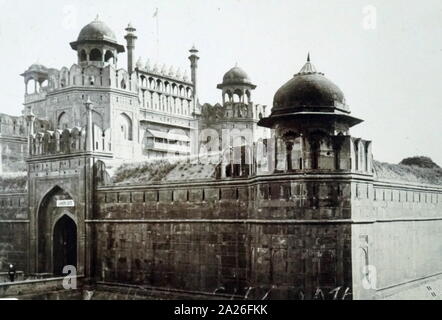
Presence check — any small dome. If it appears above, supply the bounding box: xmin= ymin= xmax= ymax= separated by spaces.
xmin=77 ymin=18 xmax=117 ymax=43
xmin=273 ymin=58 xmax=345 ymax=112
xmin=222 ymin=66 xmax=252 ymax=85
xmin=28 ymin=63 xmax=47 ymax=72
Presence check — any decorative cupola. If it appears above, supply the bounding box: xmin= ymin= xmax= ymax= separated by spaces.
xmin=70 ymin=15 xmax=125 ymax=68
xmin=258 ymin=54 xmax=362 ymax=135
xmin=257 ymin=54 xmax=367 ymax=173
xmin=217 ymin=64 xmax=257 ymax=105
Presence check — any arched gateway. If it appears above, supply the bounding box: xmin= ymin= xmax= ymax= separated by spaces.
xmin=37 ymin=186 xmax=78 ymax=275
xmin=53 ymin=215 xmax=77 ymax=276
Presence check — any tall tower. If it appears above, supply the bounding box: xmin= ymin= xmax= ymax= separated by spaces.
xmin=188 ymin=46 xmax=200 ymax=114
xmin=124 ymin=23 xmax=137 ymax=75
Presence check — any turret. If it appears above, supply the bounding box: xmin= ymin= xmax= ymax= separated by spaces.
xmin=124 ymin=23 xmax=137 ymax=75
xmin=188 ymin=46 xmax=200 ymax=113
xmin=258 ymin=54 xmax=371 ymax=173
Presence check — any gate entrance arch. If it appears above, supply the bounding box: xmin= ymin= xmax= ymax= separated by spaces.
xmin=53 ymin=215 xmax=77 ymax=276
xmin=37 ymin=186 xmax=78 ymax=275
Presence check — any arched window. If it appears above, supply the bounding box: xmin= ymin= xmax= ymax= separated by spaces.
xmin=119 ymin=113 xmax=133 ymax=141
xmin=57 ymin=112 xmax=69 ymax=130
xmin=89 ymin=48 xmax=102 ymax=62
xmin=104 ymin=50 xmax=114 ymax=63
xmin=80 ymin=50 xmax=87 ymax=62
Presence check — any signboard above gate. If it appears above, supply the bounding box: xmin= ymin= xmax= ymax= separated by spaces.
xmin=56 ymin=200 xmax=75 ymax=208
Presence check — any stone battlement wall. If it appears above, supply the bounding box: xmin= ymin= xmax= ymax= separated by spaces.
xmin=92 ymin=174 xmax=354 ymax=299
xmin=350 ymin=177 xmax=442 ymax=299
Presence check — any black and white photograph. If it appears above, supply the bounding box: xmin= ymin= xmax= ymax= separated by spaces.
xmin=0 ymin=0 xmax=441 ymax=307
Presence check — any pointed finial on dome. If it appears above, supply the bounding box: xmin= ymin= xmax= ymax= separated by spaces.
xmin=190 ymin=44 xmax=199 ymax=54
xmin=95 ymin=14 xmax=100 ymax=21
xmin=297 ymin=52 xmax=320 ymax=75
xmin=235 ymin=62 xmax=238 ymax=68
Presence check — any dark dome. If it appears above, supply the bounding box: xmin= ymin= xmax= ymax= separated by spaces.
xmin=258 ymin=56 xmax=363 ymax=129
xmin=273 ymin=62 xmax=346 ymax=112
xmin=222 ymin=66 xmax=252 ymax=85
xmin=77 ymin=19 xmax=117 ymax=43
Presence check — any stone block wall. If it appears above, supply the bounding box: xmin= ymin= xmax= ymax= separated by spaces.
xmin=350 ymin=179 xmax=442 ymax=299
xmin=92 ymin=175 xmax=353 ymax=299
xmin=0 ymin=192 xmax=28 ymax=272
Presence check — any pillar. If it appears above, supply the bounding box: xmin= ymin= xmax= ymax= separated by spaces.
xmin=85 ymin=97 xmax=94 ymax=152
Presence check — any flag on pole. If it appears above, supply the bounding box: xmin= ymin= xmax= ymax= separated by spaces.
xmin=153 ymin=8 xmax=158 ymax=18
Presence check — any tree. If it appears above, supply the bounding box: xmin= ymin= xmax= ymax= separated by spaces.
xmin=399 ymin=156 xmax=440 ymax=169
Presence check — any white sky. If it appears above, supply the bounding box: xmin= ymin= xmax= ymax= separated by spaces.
xmin=0 ymin=0 xmax=441 ymax=165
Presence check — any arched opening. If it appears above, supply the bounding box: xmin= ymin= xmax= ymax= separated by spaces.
xmin=233 ymin=89 xmax=243 ymax=103
xmin=57 ymin=112 xmax=69 ymax=130
xmin=246 ymin=90 xmax=251 ymax=103
xmin=156 ymin=79 xmax=163 ymax=91
xmin=119 ymin=113 xmax=133 ymax=141
xmin=89 ymin=48 xmax=102 ymax=62
xmin=80 ymin=50 xmax=87 ymax=62
xmin=104 ymin=50 xmax=114 ymax=63
xmin=37 ymin=186 xmax=76 ymax=274
xmin=53 ymin=215 xmax=77 ymax=276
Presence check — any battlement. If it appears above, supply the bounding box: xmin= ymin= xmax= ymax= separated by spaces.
xmin=200 ymin=102 xmax=268 ymax=124
xmin=29 ymin=127 xmax=111 ymax=157
xmin=22 ymin=64 xmax=138 ymax=104
xmin=249 ymin=135 xmax=373 ymax=176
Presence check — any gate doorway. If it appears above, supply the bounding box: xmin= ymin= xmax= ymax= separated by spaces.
xmin=53 ymin=215 xmax=77 ymax=276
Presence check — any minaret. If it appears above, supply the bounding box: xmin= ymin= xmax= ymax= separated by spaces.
xmin=124 ymin=23 xmax=137 ymax=75
xmin=188 ymin=46 xmax=200 ymax=114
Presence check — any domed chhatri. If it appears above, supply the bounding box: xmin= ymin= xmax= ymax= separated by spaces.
xmin=27 ymin=63 xmax=48 ymax=72
xmin=220 ymin=65 xmax=255 ymax=87
xmin=77 ymin=18 xmax=117 ymax=42
xmin=258 ymin=54 xmax=362 ymax=129
xmin=217 ymin=65 xmax=257 ymax=104
xmin=70 ymin=16 xmax=125 ymax=53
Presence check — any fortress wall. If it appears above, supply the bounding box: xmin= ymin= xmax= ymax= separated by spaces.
xmin=93 ymin=176 xmax=353 ymax=299
xmin=350 ymin=179 xmax=442 ymax=299
xmin=0 ymin=192 xmax=28 ymax=272
xmin=0 ymin=139 xmax=27 ymax=173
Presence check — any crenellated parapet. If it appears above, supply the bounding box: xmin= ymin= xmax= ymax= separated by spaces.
xmin=29 ymin=127 xmax=96 ymax=157
xmin=22 ymin=63 xmax=138 ymax=104
xmin=214 ymin=133 xmax=372 ymax=180
xmin=200 ymin=102 xmax=267 ymax=125
xmin=137 ymin=67 xmax=194 ymax=100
